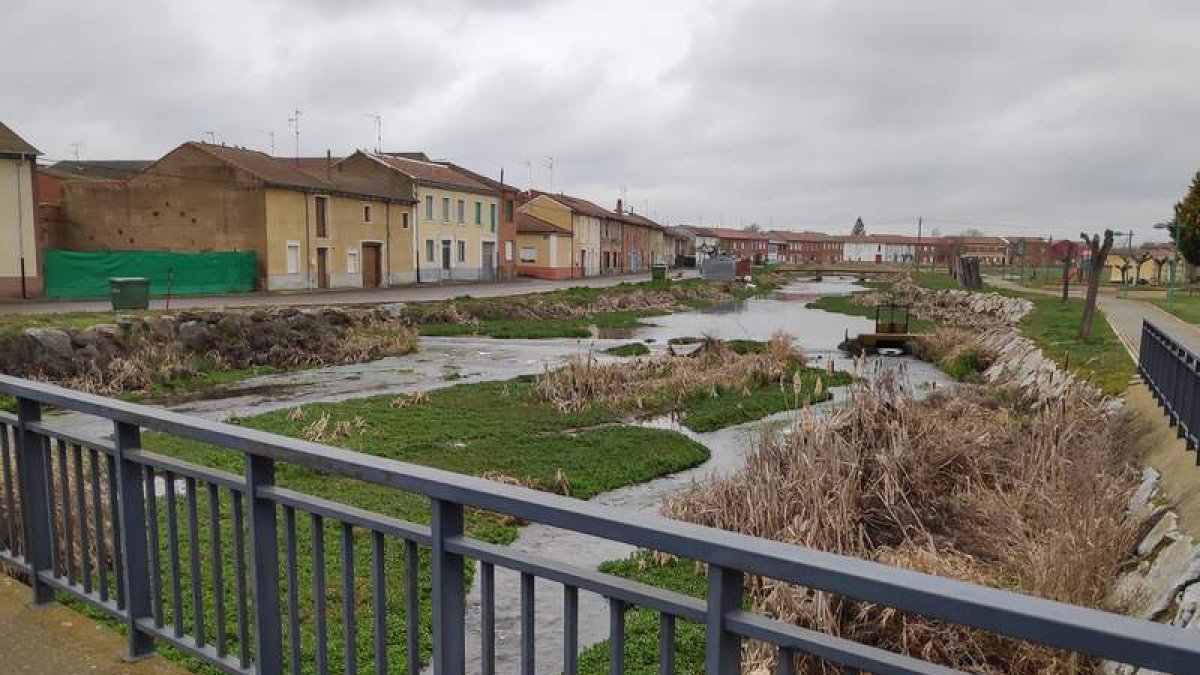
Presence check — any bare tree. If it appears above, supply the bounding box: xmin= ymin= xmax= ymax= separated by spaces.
xmin=1059 ymin=241 xmax=1076 ymax=304
xmin=1079 ymin=230 xmax=1114 ymax=340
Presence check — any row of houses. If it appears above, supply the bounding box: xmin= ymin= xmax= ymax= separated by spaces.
xmin=684 ymin=228 xmax=1011 ymax=267
xmin=1 ymin=121 xmax=686 ymax=298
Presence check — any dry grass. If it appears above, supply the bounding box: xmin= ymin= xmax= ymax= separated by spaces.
xmin=535 ymin=333 xmax=807 ymax=414
xmin=660 ymin=376 xmax=1149 ymax=674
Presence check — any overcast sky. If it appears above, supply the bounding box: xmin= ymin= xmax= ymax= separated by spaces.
xmin=4 ymin=0 xmax=1199 ymax=241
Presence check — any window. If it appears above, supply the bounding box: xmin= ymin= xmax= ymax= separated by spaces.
xmin=442 ymin=197 xmax=450 ymax=222
xmin=457 ymin=240 xmax=466 ymax=262
xmin=520 ymin=246 xmax=536 ymax=263
xmin=474 ymin=201 xmax=482 ymax=225
xmin=426 ymin=239 xmax=435 ymax=262
xmin=505 ymin=199 xmax=514 ymax=221
xmin=402 ymin=212 xmax=410 ymax=229
xmin=489 ymin=204 xmax=497 ymax=232
xmin=363 ymin=204 xmax=372 ymax=223
xmin=347 ymin=249 xmax=360 ymax=274
xmin=425 ymin=196 xmax=434 ymax=220
xmin=504 ymin=240 xmax=513 ymax=262
xmin=315 ymin=196 xmax=329 ymax=237
xmin=457 ymin=199 xmax=465 ymax=224
xmin=286 ymin=242 xmax=301 ymax=274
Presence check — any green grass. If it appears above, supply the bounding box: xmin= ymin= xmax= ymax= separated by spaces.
xmin=604 ymin=342 xmax=651 ymax=357
xmin=679 ymin=366 xmax=852 ymax=432
xmin=806 ymin=293 xmax=938 ymax=333
xmin=578 ymin=553 xmax=711 ymax=674
xmin=989 ymin=289 xmax=1134 ymax=395
xmin=85 ymin=378 xmax=710 ymax=674
xmin=0 ymin=308 xmax=169 ymax=336
xmin=1154 ymin=293 xmax=1200 ymax=325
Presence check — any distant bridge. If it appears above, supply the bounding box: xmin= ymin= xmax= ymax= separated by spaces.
xmin=776 ymin=262 xmax=912 ymax=278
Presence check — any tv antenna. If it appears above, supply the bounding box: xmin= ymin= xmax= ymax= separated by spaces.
xmin=204 ymin=131 xmax=216 ymax=144
xmin=364 ymin=112 xmax=382 ymax=152
xmin=288 ymin=109 xmax=302 ymax=163
xmin=544 ymin=156 xmax=554 ymax=192
xmin=70 ymin=143 xmax=81 ymax=161
xmin=259 ymin=130 xmax=276 ymax=155
xmin=520 ymin=159 xmax=533 ymax=191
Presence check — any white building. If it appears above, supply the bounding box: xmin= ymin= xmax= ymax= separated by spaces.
xmin=842 ymin=235 xmax=917 ymax=263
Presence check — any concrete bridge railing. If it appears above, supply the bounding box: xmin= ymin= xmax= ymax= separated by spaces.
xmin=0 ymin=373 xmax=1197 ymax=674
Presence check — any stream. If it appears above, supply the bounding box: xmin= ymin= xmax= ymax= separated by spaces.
xmin=44 ymin=277 xmax=952 ymax=673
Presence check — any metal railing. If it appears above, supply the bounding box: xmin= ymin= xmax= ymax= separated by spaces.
xmin=0 ymin=373 xmax=1198 ymax=674
xmin=1140 ymin=319 xmax=1200 ymax=453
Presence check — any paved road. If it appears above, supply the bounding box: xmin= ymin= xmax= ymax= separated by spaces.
xmin=0 ymin=575 xmax=184 ymax=674
xmin=987 ymin=277 xmax=1200 ymax=358
xmin=0 ymin=271 xmax=693 ymax=315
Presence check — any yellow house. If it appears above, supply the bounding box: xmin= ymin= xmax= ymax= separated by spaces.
xmin=0 ymin=122 xmax=40 ymax=298
xmin=362 ymin=153 xmax=501 ymax=282
xmin=1104 ymin=253 xmax=1159 ymax=285
xmin=59 ymin=142 xmax=417 ymax=291
xmin=514 ymin=211 xmax=574 ymax=279
xmin=520 ymin=192 xmax=621 ymax=276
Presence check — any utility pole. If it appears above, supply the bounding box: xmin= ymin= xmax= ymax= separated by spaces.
xmin=288 ymin=109 xmax=302 ymax=165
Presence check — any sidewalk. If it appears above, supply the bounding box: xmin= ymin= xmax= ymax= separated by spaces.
xmin=0 ymin=270 xmax=691 ymax=315
xmin=0 ymin=575 xmax=183 ymax=674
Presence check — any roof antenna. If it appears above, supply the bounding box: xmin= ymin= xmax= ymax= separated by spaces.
xmin=204 ymin=131 xmax=216 ymax=144
xmin=288 ymin=109 xmax=302 ymax=165
xmin=543 ymin=156 xmax=554 ymax=192
xmin=364 ymin=112 xmax=382 ymax=153
xmin=520 ymin=159 xmax=533 ymax=191
xmin=260 ymin=130 xmax=276 ymax=155
xmin=70 ymin=142 xmax=81 ymax=161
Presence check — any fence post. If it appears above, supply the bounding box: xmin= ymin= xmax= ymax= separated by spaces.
xmin=246 ymin=454 xmax=283 ymax=675
xmin=705 ymin=564 xmax=743 ymax=675
xmin=16 ymin=397 xmax=53 ymax=605
xmin=432 ymin=498 xmax=465 ymax=675
xmin=113 ymin=420 xmax=155 ymax=658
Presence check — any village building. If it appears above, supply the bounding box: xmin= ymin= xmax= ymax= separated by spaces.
xmin=622 ymin=210 xmax=670 ymax=266
xmin=443 ymin=163 xmax=519 ymax=281
xmin=944 ymin=235 xmax=1008 ymax=266
xmin=689 ymin=226 xmax=722 ymax=264
xmin=770 ymin=230 xmax=843 ymax=264
xmin=362 ymin=152 xmax=501 ymax=283
xmin=57 ymin=142 xmax=417 ymax=291
xmin=513 ymin=211 xmax=574 ymax=279
xmin=518 ymin=192 xmax=603 ymax=277
xmin=0 ymin=122 xmax=41 ymax=298
xmin=690 ymin=227 xmax=769 ymax=263
xmin=842 ymin=234 xmax=919 ymax=263
xmin=664 ymin=226 xmax=696 ymax=267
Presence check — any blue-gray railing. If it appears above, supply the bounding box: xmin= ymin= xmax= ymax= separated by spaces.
xmin=0 ymin=373 xmax=1197 ymax=674
xmin=1140 ymin=319 xmax=1200 ymax=453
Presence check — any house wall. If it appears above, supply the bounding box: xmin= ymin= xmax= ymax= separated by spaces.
xmin=647 ymin=229 xmax=668 ymax=266
xmin=843 ymin=241 xmax=883 ymax=262
xmin=0 ymin=156 xmax=40 ymax=297
xmin=572 ymin=213 xmax=601 ymax=277
xmin=515 ymin=232 xmax=572 ymax=279
xmin=497 ymin=188 xmax=518 ymax=280
xmin=60 ymin=144 xmax=269 ymax=284
xmin=413 ymin=185 xmax=499 ymax=282
xmin=623 ymin=223 xmax=650 ymax=272
xmin=600 ymin=218 xmax=624 ymax=274
xmin=263 ymin=189 xmax=410 ymax=290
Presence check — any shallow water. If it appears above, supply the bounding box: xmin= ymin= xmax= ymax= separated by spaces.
xmin=41 ymin=276 xmax=950 ymax=674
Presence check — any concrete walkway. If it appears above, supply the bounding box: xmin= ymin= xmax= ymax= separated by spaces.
xmin=0 ymin=575 xmax=183 ymax=674
xmin=0 ymin=270 xmax=691 ymax=315
xmin=987 ymin=277 xmax=1200 ymax=534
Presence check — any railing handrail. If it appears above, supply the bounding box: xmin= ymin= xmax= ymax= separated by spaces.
xmin=1143 ymin=319 xmax=1200 ymax=365
xmin=3 ymin=372 xmax=1199 ymax=672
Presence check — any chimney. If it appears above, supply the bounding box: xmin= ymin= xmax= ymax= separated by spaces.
xmin=326 ymin=149 xmax=332 ymax=180
xmin=616 ymin=198 xmax=624 ymax=215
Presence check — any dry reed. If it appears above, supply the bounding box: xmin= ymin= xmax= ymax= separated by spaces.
xmin=661 ymin=376 xmax=1148 ymax=674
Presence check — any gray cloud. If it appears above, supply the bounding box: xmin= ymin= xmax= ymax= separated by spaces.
xmin=3 ymin=0 xmax=1199 ymax=240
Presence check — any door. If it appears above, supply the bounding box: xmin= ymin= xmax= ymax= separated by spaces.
xmin=316 ymin=248 xmax=330 ymax=289
xmin=441 ymin=240 xmax=452 ymax=280
xmin=362 ymin=243 xmax=382 ymax=289
xmin=481 ymin=242 xmax=495 ymax=281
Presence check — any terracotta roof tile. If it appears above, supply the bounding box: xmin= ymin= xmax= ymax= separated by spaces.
xmin=372 ymin=153 xmax=497 ymax=194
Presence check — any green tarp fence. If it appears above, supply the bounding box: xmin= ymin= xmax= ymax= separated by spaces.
xmin=43 ymin=249 xmax=257 ymax=299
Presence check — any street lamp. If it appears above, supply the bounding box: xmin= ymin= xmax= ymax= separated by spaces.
xmin=1155 ymin=220 xmax=1181 ymax=308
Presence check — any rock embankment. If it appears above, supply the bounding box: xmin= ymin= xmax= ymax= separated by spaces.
xmin=0 ymin=304 xmax=416 ymax=395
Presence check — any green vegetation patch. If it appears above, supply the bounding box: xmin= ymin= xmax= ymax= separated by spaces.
xmin=578 ymin=553 xmax=711 ymax=675
xmin=807 ymin=293 xmax=938 ymax=333
xmin=680 ymin=366 xmax=852 ymax=432
xmin=604 ymin=342 xmax=651 ymax=357
xmin=127 ymin=378 xmax=709 ymax=674
xmin=1154 ymin=294 xmax=1200 ymax=325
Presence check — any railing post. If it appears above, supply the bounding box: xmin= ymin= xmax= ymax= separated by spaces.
xmin=705 ymin=564 xmax=743 ymax=675
xmin=246 ymin=454 xmax=283 ymax=675
xmin=432 ymin=498 xmax=465 ymax=675
xmin=113 ymin=420 xmax=155 ymax=658
xmin=16 ymin=397 xmax=53 ymax=605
